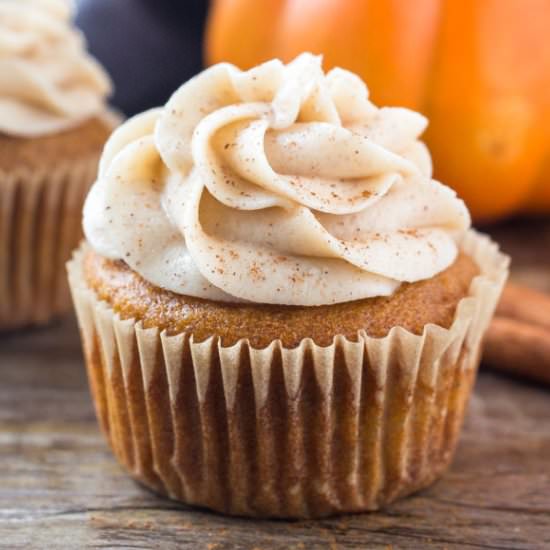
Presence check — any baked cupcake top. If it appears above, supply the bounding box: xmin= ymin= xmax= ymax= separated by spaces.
xmin=84 ymin=53 xmax=470 ymax=306
xmin=0 ymin=0 xmax=111 ymax=137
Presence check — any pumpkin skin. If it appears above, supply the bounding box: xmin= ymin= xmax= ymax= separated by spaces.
xmin=206 ymin=0 xmax=550 ymax=221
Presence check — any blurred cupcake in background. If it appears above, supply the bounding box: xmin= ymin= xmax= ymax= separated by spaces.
xmin=0 ymin=0 xmax=117 ymax=330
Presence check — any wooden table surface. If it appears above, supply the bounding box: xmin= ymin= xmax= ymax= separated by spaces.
xmin=1 ymin=220 xmax=550 ymax=549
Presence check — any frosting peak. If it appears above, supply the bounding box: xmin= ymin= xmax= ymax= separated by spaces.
xmin=84 ymin=54 xmax=470 ymax=306
xmin=0 ymin=0 xmax=112 ymax=137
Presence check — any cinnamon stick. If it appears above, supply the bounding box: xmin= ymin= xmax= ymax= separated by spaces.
xmin=495 ymin=282 xmax=550 ymax=330
xmin=484 ymin=282 xmax=550 ymax=386
xmin=484 ymin=316 xmax=550 ymax=385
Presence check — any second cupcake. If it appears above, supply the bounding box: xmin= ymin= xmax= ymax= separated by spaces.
xmin=0 ymin=0 xmax=116 ymax=330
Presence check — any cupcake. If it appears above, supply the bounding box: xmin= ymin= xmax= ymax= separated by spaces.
xmin=0 ymin=0 xmax=116 ymax=330
xmin=68 ymin=53 xmax=509 ymax=518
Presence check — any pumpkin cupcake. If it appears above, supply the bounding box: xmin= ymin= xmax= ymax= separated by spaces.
xmin=69 ymin=53 xmax=508 ymax=518
xmin=0 ymin=0 xmax=116 ymax=330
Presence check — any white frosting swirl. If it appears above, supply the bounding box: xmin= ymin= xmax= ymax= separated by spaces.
xmin=84 ymin=54 xmax=470 ymax=306
xmin=0 ymin=0 xmax=112 ymax=137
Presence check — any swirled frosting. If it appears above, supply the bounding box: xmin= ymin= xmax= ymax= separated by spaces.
xmin=84 ymin=54 xmax=470 ymax=306
xmin=0 ymin=0 xmax=111 ymax=137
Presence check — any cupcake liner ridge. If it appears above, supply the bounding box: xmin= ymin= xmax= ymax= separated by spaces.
xmin=67 ymin=229 xmax=509 ymax=518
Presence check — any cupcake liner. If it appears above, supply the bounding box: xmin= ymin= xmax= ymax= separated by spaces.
xmin=0 ymin=112 xmax=119 ymax=331
xmin=68 ymin=230 xmax=509 ymax=518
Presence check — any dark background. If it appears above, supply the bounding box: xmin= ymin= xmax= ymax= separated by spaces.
xmin=76 ymin=0 xmax=209 ymax=116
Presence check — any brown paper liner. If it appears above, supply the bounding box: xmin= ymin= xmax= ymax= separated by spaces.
xmin=0 ymin=112 xmax=120 ymax=331
xmin=68 ymin=230 xmax=509 ymax=518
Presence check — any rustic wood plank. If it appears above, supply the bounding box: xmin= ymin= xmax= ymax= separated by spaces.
xmin=1 ymin=220 xmax=549 ymax=549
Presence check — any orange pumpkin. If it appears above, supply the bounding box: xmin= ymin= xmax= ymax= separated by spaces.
xmin=206 ymin=0 xmax=550 ymax=222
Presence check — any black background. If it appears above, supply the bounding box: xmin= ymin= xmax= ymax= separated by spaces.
xmin=76 ymin=0 xmax=209 ymax=116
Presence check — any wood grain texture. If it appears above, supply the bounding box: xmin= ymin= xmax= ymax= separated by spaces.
xmin=0 ymin=220 xmax=549 ymax=549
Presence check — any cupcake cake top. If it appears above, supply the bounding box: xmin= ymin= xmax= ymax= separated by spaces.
xmin=0 ymin=0 xmax=112 ymax=137
xmin=84 ymin=53 xmax=470 ymax=306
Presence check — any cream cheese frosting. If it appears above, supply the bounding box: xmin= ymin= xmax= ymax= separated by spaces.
xmin=84 ymin=53 xmax=471 ymax=306
xmin=0 ymin=0 xmax=112 ymax=137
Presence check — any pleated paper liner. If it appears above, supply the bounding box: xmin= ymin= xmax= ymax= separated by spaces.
xmin=0 ymin=112 xmax=120 ymax=331
xmin=68 ymin=230 xmax=509 ymax=519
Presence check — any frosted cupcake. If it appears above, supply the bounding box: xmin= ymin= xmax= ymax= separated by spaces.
xmin=0 ymin=0 xmax=115 ymax=330
xmin=69 ymin=53 xmax=508 ymax=518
